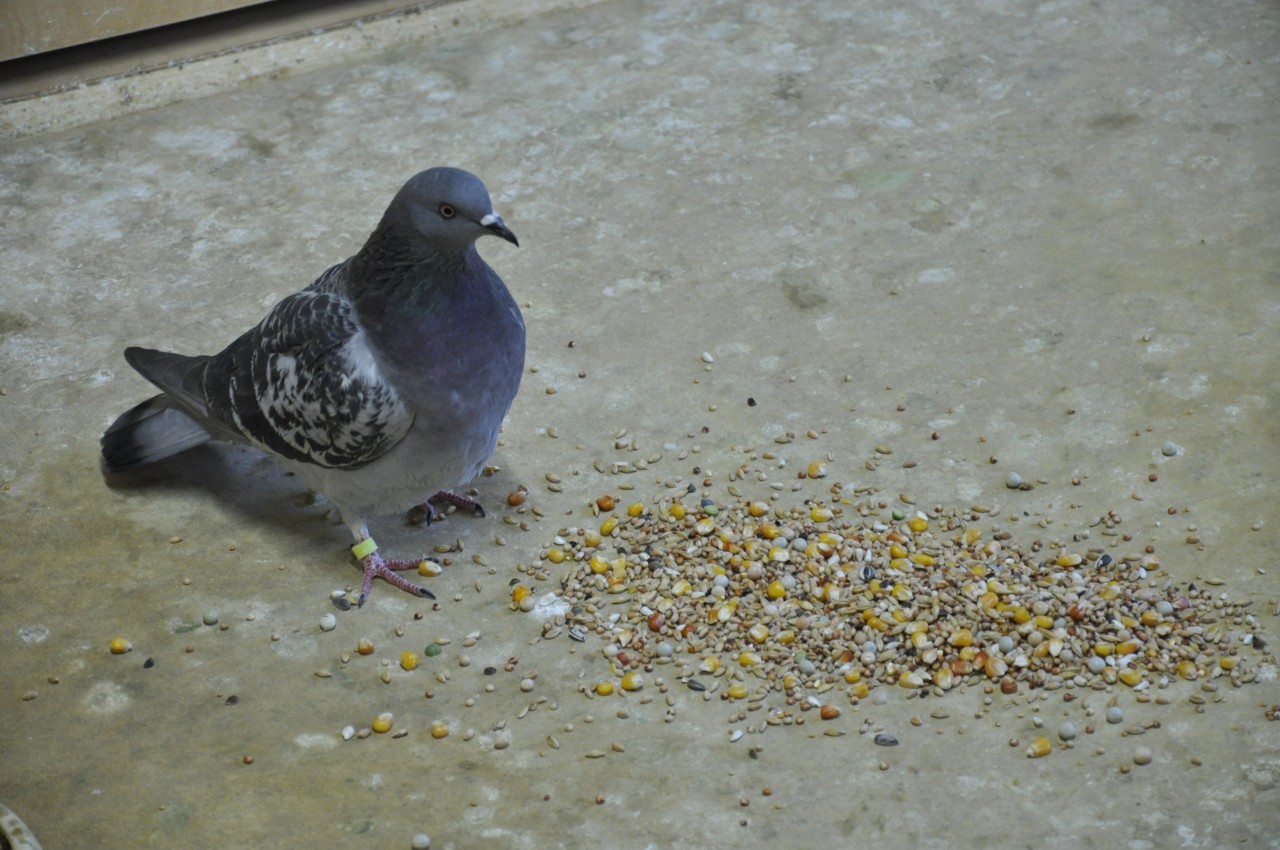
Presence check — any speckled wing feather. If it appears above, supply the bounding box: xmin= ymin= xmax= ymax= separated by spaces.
xmin=200 ymin=260 xmax=413 ymax=470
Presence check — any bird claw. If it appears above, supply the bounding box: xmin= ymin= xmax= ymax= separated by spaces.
xmin=357 ymin=551 xmax=436 ymax=604
xmin=425 ymin=490 xmax=486 ymax=518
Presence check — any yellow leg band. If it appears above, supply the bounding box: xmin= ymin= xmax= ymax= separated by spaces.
xmin=351 ymin=537 xmax=378 ymax=559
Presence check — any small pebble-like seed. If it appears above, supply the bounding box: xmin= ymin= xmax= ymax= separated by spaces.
xmin=1133 ymin=747 xmax=1153 ymax=765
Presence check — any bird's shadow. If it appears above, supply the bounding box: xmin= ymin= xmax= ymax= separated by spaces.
xmin=99 ymin=444 xmax=506 ymax=558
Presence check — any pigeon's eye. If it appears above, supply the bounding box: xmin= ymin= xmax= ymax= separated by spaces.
xmin=438 ymin=203 xmax=456 ymax=219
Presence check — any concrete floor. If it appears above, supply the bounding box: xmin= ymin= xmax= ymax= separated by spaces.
xmin=2 ymin=0 xmax=1279 ymax=848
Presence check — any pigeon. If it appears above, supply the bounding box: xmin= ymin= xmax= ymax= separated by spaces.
xmin=102 ymin=167 xmax=525 ymax=605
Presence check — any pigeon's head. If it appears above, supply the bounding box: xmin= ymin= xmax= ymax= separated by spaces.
xmin=392 ymin=167 xmax=518 ymax=250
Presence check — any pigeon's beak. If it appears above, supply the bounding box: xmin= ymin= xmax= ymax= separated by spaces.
xmin=479 ymin=212 xmax=518 ymax=247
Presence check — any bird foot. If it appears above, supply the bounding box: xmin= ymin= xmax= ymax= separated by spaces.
xmin=358 ymin=551 xmax=436 ymax=606
xmin=413 ymin=490 xmax=486 ymax=524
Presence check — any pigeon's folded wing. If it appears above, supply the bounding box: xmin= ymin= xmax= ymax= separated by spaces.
xmin=203 ymin=282 xmax=413 ymax=470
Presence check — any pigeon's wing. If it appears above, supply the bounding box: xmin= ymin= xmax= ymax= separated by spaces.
xmin=202 ymin=263 xmax=413 ymax=470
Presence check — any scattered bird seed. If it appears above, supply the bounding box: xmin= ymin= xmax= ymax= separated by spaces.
xmin=873 ymin=733 xmax=899 ymax=747
xmin=534 ymin=493 xmax=1265 ymax=712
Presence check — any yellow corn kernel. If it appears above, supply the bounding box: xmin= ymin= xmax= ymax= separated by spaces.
xmin=892 ymin=584 xmax=914 ymax=603
xmin=1025 ymin=736 xmax=1051 ymax=758
xmin=700 ymin=656 xmax=721 ymax=673
xmin=1033 ymin=615 xmax=1054 ymax=630
xmin=904 ymin=620 xmax=928 ymax=635
xmin=626 ymin=502 xmax=644 ymax=517
xmin=910 ymin=632 xmax=931 ymax=650
xmin=589 ymin=555 xmax=609 ymax=574
xmin=849 ymin=681 xmax=870 ymax=699
xmin=962 ymin=527 xmax=982 ymax=545
xmin=620 ymin=671 xmax=644 ymax=691
xmin=1117 ymin=668 xmax=1143 ymax=687
xmin=1119 ymin=615 xmax=1138 ymax=629
xmin=1098 ymin=583 xmax=1122 ymax=601
xmin=959 ymin=645 xmax=980 ymax=661
xmin=889 ymin=557 xmax=911 ymax=571
xmin=811 ymin=506 xmax=834 ymax=522
xmin=726 ymin=682 xmax=748 ymax=699
xmin=898 ymin=670 xmax=924 ymax=688
xmin=511 ymin=585 xmax=531 ymax=603
xmin=782 ymin=673 xmax=800 ymax=690
xmin=907 ymin=515 xmax=929 ymax=533
xmin=668 ymin=502 xmax=686 ymax=520
xmin=776 ymin=629 xmax=796 ymax=645
xmin=109 ymin=637 xmax=131 ymax=654
xmin=594 ymin=681 xmax=615 ymax=696
xmin=600 ymin=517 xmax=619 ymax=536
xmin=948 ymin=628 xmax=974 ymax=647
xmin=759 ymin=524 xmax=782 ymax=540
xmin=739 ymin=650 xmax=762 ymax=667
xmin=694 ymin=517 xmax=716 ymax=535
xmin=1055 ymin=553 xmax=1083 ymax=567
xmin=1140 ymin=610 xmax=1161 ymax=627
xmin=546 ymin=548 xmax=566 ymax=564
xmin=909 ymin=552 xmax=935 ymax=567
xmin=843 ymin=668 xmax=862 ymax=684
xmin=371 ymin=712 xmax=394 ymax=734
xmin=430 ymin=721 xmax=449 ymax=739
xmin=978 ymin=591 xmax=999 ymax=609
xmin=766 ymin=579 xmax=786 ymax=600
xmin=748 ymin=501 xmax=769 ymax=517
xmin=986 ymin=578 xmax=1009 ymax=594
xmin=671 ymin=578 xmax=692 ymax=596
xmin=1011 ymin=607 xmax=1032 ymax=625
xmin=807 ymin=461 xmax=828 ymax=479
xmin=1219 ymin=656 xmax=1238 ymax=670
xmin=969 ymin=564 xmax=989 ymax=577
xmin=1176 ymin=660 xmax=1198 ymax=680
xmin=768 ymin=545 xmax=789 ymax=563
xmin=889 ymin=543 xmax=908 ymax=560
xmin=933 ymin=667 xmax=954 ymax=690
xmin=865 ymin=615 xmax=889 ymax=632
xmin=1093 ymin=642 xmax=1114 ymax=657
xmin=748 ymin=624 xmax=770 ymax=644
xmin=1114 ymin=639 xmax=1140 ymax=656
xmin=583 ymin=530 xmax=602 ymax=548
xmin=400 ymin=651 xmax=420 ymax=671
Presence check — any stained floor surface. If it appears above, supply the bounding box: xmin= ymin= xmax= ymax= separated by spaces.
xmin=1 ymin=1 xmax=1278 ymax=848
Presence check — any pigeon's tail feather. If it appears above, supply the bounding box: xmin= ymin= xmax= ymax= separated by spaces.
xmin=101 ymin=395 xmax=212 ymax=471
xmin=102 ymin=347 xmax=218 ymax=471
xmin=123 ymin=346 xmax=212 ymax=415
